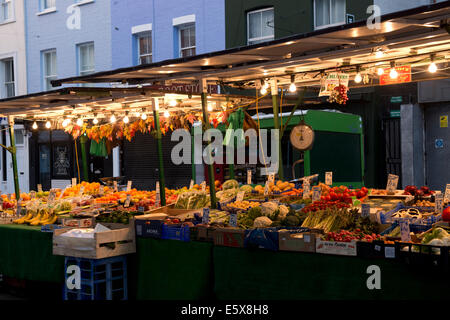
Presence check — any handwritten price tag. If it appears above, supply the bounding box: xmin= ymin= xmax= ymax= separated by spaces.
xmin=202 ymin=208 xmax=210 ymax=224
xmin=444 ymin=184 xmax=450 ymax=202
xmin=30 ymin=191 xmax=36 ymax=199
xmin=435 ymin=192 xmax=444 ymax=214
xmin=99 ymin=185 xmax=104 ymax=195
xmin=361 ymin=204 xmax=370 ymax=218
xmin=229 ymin=213 xmax=237 ymax=227
xmin=247 ymin=170 xmax=252 ymax=185
xmin=268 ymin=174 xmax=275 ymax=183
xmin=189 ymin=180 xmax=194 ymax=189
xmin=155 ymin=181 xmax=161 ymax=207
xmin=264 ymin=181 xmax=270 ymax=196
xmin=37 ymin=184 xmax=43 ymax=192
xmin=48 ymin=190 xmax=56 ymax=203
xmin=127 ymin=181 xmax=132 ymax=192
xmin=236 ymin=191 xmax=245 ymax=202
xmin=312 ymin=186 xmax=321 ymax=202
xmin=325 ymin=172 xmax=333 ymax=186
xmin=72 ymin=178 xmax=77 ymax=187
xmin=400 ymin=220 xmax=411 ymax=242
xmin=303 ymin=180 xmax=310 ymax=199
xmin=124 ymin=194 xmax=131 ymax=208
xmin=113 ymin=181 xmax=118 ymax=192
xmin=79 ymin=186 xmax=85 ymax=196
xmin=386 ymin=174 xmax=399 ymax=193
xmin=201 ymin=181 xmax=206 ymax=192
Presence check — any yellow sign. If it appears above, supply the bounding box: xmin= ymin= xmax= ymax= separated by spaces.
xmin=440 ymin=115 xmax=448 ymax=128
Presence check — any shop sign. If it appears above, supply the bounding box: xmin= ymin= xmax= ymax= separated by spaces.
xmin=440 ymin=115 xmax=448 ymax=128
xmin=145 ymin=83 xmax=218 ymax=95
xmin=435 ymin=139 xmax=444 ymax=149
xmin=390 ymin=110 xmax=401 ymax=118
xmin=379 ymin=66 xmax=411 ymax=85
xmin=390 ymin=96 xmax=403 ymax=104
xmin=319 ymin=73 xmax=349 ymax=97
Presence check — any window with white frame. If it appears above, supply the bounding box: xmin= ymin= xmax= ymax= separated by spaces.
xmin=137 ymin=32 xmax=152 ymax=64
xmin=42 ymin=49 xmax=57 ymax=91
xmin=247 ymin=7 xmax=274 ymax=45
xmin=0 ymin=0 xmax=13 ymax=23
xmin=1 ymin=58 xmax=15 ymax=98
xmin=78 ymin=42 xmax=95 ymax=76
xmin=314 ymin=0 xmax=346 ymax=29
xmin=179 ymin=23 xmax=196 ymax=58
xmin=40 ymin=0 xmax=55 ymax=11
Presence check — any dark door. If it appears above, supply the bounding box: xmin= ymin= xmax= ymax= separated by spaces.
xmin=382 ymin=118 xmax=402 ymax=186
xmin=38 ymin=144 xmax=51 ymax=190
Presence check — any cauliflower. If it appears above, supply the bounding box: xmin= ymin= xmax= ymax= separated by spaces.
xmin=222 ymin=179 xmax=239 ymax=190
xmin=278 ymin=205 xmax=289 ymax=220
xmin=261 ymin=202 xmax=278 ymax=216
xmin=253 ymin=216 xmax=272 ymax=228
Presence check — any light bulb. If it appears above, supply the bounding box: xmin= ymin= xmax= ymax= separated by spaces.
xmin=110 ymin=114 xmax=116 ymax=123
xmin=141 ymin=113 xmax=147 ymax=120
xmin=164 ymin=110 xmax=170 ymax=118
xmin=260 ymin=86 xmax=267 ymax=95
xmin=389 ymin=68 xmax=398 ymax=79
xmin=62 ymin=119 xmax=69 ymax=128
xmin=377 ymin=68 xmax=384 ymax=76
xmin=375 ymin=50 xmax=384 ymax=58
xmin=76 ymin=118 xmax=83 ymax=126
xmin=169 ymin=100 xmax=177 ymax=107
xmin=123 ymin=115 xmax=129 ymax=123
xmin=45 ymin=121 xmax=51 ymax=129
xmin=428 ymin=62 xmax=437 ymax=73
xmin=93 ymin=117 xmax=99 ymax=125
xmin=32 ymin=122 xmax=38 ymax=130
xmin=289 ymin=82 xmax=297 ymax=93
xmin=354 ymin=73 xmax=362 ymax=83
xmin=135 ymin=111 xmax=141 ymax=118
xmin=207 ymin=104 xmax=213 ymax=112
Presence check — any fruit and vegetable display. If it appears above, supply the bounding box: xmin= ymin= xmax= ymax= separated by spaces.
xmin=403 ymin=185 xmax=434 ymax=197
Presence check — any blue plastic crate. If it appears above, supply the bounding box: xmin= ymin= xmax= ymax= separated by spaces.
xmin=380 ymin=221 xmax=433 ymax=236
xmin=161 ymin=224 xmax=190 ymax=242
xmin=41 ymin=224 xmax=65 ymax=233
xmin=244 ymin=227 xmax=310 ymax=251
xmin=380 ymin=203 xmax=439 ymax=227
xmin=135 ymin=219 xmax=164 ymax=238
xmin=63 ymin=255 xmax=128 ymax=300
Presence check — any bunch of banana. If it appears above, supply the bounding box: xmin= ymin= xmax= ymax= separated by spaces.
xmin=13 ymin=208 xmax=57 ymax=226
xmin=13 ymin=212 xmax=34 ymax=224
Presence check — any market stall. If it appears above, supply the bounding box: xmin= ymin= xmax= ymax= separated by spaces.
xmin=0 ymin=2 xmax=449 ymax=301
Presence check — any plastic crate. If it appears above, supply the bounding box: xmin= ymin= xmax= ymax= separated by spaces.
xmin=244 ymin=227 xmax=310 ymax=251
xmin=161 ymin=224 xmax=190 ymax=242
xmin=380 ymin=203 xmax=438 ymax=229
xmin=357 ymin=240 xmax=396 ymax=259
xmin=134 ymin=219 xmax=164 ymax=239
xmin=41 ymin=224 xmax=65 ymax=233
xmin=395 ymin=242 xmax=449 ymax=269
xmin=63 ymin=255 xmax=128 ymax=300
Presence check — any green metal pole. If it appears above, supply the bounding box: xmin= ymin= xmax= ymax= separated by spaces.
xmin=226 ymin=96 xmax=235 ymax=180
xmin=271 ymin=79 xmax=284 ymax=180
xmin=80 ymin=134 xmax=89 ymax=182
xmin=200 ymin=84 xmax=217 ymax=209
xmin=191 ymin=127 xmax=196 ymax=183
xmin=7 ymin=116 xmax=20 ymax=201
xmin=153 ymin=100 xmax=166 ymax=206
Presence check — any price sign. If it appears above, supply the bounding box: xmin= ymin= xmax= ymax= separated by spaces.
xmin=78 ymin=186 xmax=85 ymax=196
xmin=72 ymin=178 xmax=77 ymax=187
xmin=385 ymin=246 xmax=395 ymax=259
xmin=229 ymin=213 xmax=238 ymax=227
xmin=37 ymin=184 xmax=43 ymax=192
xmin=325 ymin=172 xmax=333 ymax=186
xmin=201 ymin=181 xmax=206 ymax=192
xmin=386 ymin=174 xmax=399 ymax=192
xmin=312 ymin=186 xmax=321 ymax=202
xmin=303 ymin=180 xmax=310 ymax=199
xmin=444 ymin=184 xmax=450 ymax=202
xmin=16 ymin=202 xmax=22 ymax=216
xmin=264 ymin=181 xmax=270 ymax=196
xmin=399 ymin=220 xmax=411 ymax=242
xmin=155 ymin=182 xmax=161 ymax=207
xmin=59 ymin=186 xmax=69 ymax=200
xmin=202 ymin=208 xmax=210 ymax=224
xmin=138 ymin=206 xmax=145 ymax=213
xmin=99 ymin=185 xmax=104 ymax=195
xmin=189 ymin=180 xmax=194 ymax=189
xmin=247 ymin=170 xmax=252 ymax=185
xmin=268 ymin=173 xmax=275 ymax=183
xmin=127 ymin=181 xmax=132 ymax=192
xmin=361 ymin=204 xmax=370 ymax=218
xmin=0 ymin=197 xmax=3 ymax=211
xmin=113 ymin=181 xmax=118 ymax=192
xmin=48 ymin=189 xmax=56 ymax=203
xmin=123 ymin=194 xmax=131 ymax=208
xmin=236 ymin=191 xmax=245 ymax=202
xmin=435 ymin=192 xmax=444 ymax=214
xmin=30 ymin=191 xmax=36 ymax=199
xmin=7 ymin=194 xmax=11 ymax=201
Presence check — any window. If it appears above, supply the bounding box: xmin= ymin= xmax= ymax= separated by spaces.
xmin=179 ymin=23 xmax=196 ymax=57
xmin=42 ymin=50 xmax=57 ymax=90
xmin=247 ymin=7 xmax=274 ymax=45
xmin=0 ymin=0 xmax=12 ymax=22
xmin=78 ymin=42 xmax=95 ymax=76
xmin=1 ymin=58 xmax=15 ymax=98
xmin=14 ymin=129 xmax=23 ymax=145
xmin=137 ymin=33 xmax=152 ymax=64
xmin=40 ymin=0 xmax=55 ymax=11
xmin=314 ymin=0 xmax=346 ymax=29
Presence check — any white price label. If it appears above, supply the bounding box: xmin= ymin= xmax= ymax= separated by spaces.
xmin=79 ymin=186 xmax=85 ymax=196
xmin=435 ymin=193 xmax=444 ymax=214
xmin=202 ymin=208 xmax=210 ymax=224
xmin=37 ymin=184 xmax=43 ymax=192
xmin=399 ymin=220 xmax=411 ymax=242
xmin=385 ymin=246 xmax=395 ymax=259
xmin=48 ymin=190 xmax=56 ymax=203
xmin=155 ymin=182 xmax=161 ymax=207
xmin=124 ymin=194 xmax=131 ymax=208
xmin=72 ymin=178 xmax=77 ymax=187
xmin=113 ymin=181 xmax=118 ymax=192
xmin=312 ymin=186 xmax=321 ymax=202
xmin=444 ymin=184 xmax=450 ymax=202
xmin=189 ymin=180 xmax=194 ymax=189
xmin=361 ymin=204 xmax=370 ymax=218
xmin=16 ymin=202 xmax=22 ymax=216
xmin=229 ymin=213 xmax=237 ymax=227
xmin=325 ymin=172 xmax=333 ymax=186
xmin=303 ymin=234 xmax=311 ymax=243
xmin=386 ymin=174 xmax=399 ymax=192
xmin=303 ymin=181 xmax=311 ymax=199
xmin=268 ymin=174 xmax=275 ymax=183
xmin=236 ymin=191 xmax=245 ymax=202
xmin=30 ymin=191 xmax=36 ymax=199
xmin=0 ymin=198 xmax=3 ymax=210
xmin=99 ymin=185 xmax=104 ymax=195
xmin=247 ymin=170 xmax=252 ymax=185
xmin=201 ymin=181 xmax=206 ymax=192
xmin=264 ymin=181 xmax=270 ymax=196
xmin=127 ymin=181 xmax=132 ymax=192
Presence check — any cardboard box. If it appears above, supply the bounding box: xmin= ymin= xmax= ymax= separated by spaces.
xmin=279 ymin=231 xmax=317 ymax=253
xmin=315 ymin=239 xmax=358 ymax=256
xmin=62 ymin=217 xmax=94 ymax=228
xmin=191 ymin=225 xmax=216 ymax=242
xmin=213 ymin=227 xmax=245 ymax=248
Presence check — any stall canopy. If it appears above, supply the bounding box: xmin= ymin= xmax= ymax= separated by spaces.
xmin=52 ymin=2 xmax=450 ymax=90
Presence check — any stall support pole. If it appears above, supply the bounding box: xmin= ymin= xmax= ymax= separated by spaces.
xmin=200 ymin=79 xmax=217 ymax=209
xmin=270 ymin=78 xmax=284 ymax=180
xmin=7 ymin=116 xmax=20 ymax=201
xmin=191 ymin=127 xmax=196 ymax=183
xmin=80 ymin=134 xmax=89 ymax=182
xmin=153 ymin=98 xmax=166 ymax=206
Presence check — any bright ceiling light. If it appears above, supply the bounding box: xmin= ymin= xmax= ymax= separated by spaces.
xmin=289 ymin=75 xmax=297 ymax=92
xmin=377 ymin=68 xmax=384 ymax=76
xmin=428 ymin=62 xmax=437 ymax=73
xmin=110 ymin=114 xmax=117 ymax=123
xmin=164 ymin=109 xmax=170 ymax=118
xmin=123 ymin=115 xmax=129 ymax=123
xmin=76 ymin=118 xmax=83 ymax=126
xmin=45 ymin=121 xmax=51 ymax=129
xmin=32 ymin=121 xmax=38 ymax=130
xmin=354 ymin=73 xmax=362 ymax=84
xmin=141 ymin=112 xmax=147 ymax=120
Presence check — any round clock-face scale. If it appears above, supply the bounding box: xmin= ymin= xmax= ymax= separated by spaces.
xmin=290 ymin=124 xmax=315 ymax=151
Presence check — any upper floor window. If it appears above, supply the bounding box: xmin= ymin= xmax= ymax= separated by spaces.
xmin=42 ymin=49 xmax=57 ymax=91
xmin=78 ymin=42 xmax=95 ymax=76
xmin=0 ymin=0 xmax=13 ymax=23
xmin=247 ymin=7 xmax=274 ymax=45
xmin=179 ymin=23 xmax=196 ymax=58
xmin=40 ymin=0 xmax=55 ymax=11
xmin=137 ymin=32 xmax=152 ymax=64
xmin=314 ymin=0 xmax=346 ymax=29
xmin=1 ymin=58 xmax=15 ymax=98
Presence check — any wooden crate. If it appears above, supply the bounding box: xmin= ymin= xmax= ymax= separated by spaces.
xmin=53 ymin=222 xmax=136 ymax=259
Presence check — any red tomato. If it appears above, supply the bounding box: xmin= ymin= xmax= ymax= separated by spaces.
xmin=356 ymin=191 xmax=365 ymax=198
xmin=443 ymin=207 xmax=450 ymax=222
xmin=361 ymin=187 xmax=368 ymax=193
